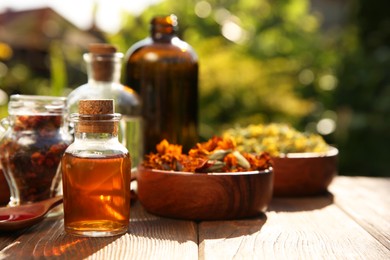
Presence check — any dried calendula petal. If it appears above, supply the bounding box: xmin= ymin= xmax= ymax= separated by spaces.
xmin=157 ymin=139 xmax=182 ymax=156
xmin=141 ymin=137 xmax=272 ymax=173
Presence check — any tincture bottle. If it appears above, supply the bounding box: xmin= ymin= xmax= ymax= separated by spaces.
xmin=67 ymin=43 xmax=142 ymax=171
xmin=124 ymin=14 xmax=198 ymax=153
xmin=61 ymin=99 xmax=131 ymax=237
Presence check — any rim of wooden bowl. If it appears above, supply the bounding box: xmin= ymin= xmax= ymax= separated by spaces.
xmin=276 ymin=146 xmax=338 ymax=159
xmin=137 ymin=166 xmax=273 ymax=176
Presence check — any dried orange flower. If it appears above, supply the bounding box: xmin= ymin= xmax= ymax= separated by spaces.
xmin=156 ymin=139 xmax=182 ymax=156
xmin=142 ymin=137 xmax=273 ymax=173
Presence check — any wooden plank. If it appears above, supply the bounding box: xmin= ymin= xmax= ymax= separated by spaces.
xmin=199 ymin=196 xmax=390 ymax=259
xmin=329 ymin=176 xmax=390 ymax=249
xmin=199 ymin=217 xmax=267 ymax=260
xmin=0 ymin=202 xmax=198 ymax=259
xmin=0 ymin=230 xmax=25 ymax=252
xmin=0 ymin=214 xmax=119 ymax=259
xmin=87 ymin=202 xmax=198 ymax=260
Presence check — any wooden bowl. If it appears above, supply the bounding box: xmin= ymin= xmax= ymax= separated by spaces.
xmin=272 ymin=146 xmax=338 ymax=197
xmin=137 ymin=166 xmax=273 ymax=220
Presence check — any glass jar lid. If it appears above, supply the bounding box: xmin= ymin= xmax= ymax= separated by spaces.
xmin=8 ymin=95 xmax=67 ymax=115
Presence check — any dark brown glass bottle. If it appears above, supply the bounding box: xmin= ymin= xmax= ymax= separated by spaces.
xmin=124 ymin=14 xmax=198 ymax=153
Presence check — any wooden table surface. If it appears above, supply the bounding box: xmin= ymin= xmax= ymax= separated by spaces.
xmin=0 ymin=176 xmax=389 ymax=259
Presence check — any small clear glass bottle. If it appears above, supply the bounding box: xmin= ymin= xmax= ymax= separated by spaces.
xmin=61 ymin=99 xmax=131 ymax=237
xmin=124 ymin=14 xmax=199 ymax=154
xmin=0 ymin=95 xmax=71 ymax=206
xmin=67 ymin=43 xmax=142 ymax=172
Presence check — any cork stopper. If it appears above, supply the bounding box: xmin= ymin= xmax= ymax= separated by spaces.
xmin=77 ymin=99 xmax=118 ymax=134
xmin=79 ymin=99 xmax=113 ymax=115
xmin=88 ymin=43 xmax=117 ymax=82
xmin=89 ymin=43 xmax=117 ymax=55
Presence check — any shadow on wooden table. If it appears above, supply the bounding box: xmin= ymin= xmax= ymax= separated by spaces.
xmin=0 ymin=193 xmax=335 ymax=259
xmin=198 ymin=212 xmax=268 ymax=239
xmin=269 ymin=192 xmax=334 ymax=212
xmin=1 ymin=201 xmax=198 ymax=259
xmin=0 ymin=213 xmax=122 ymax=259
xmin=130 ymin=199 xmax=268 ymax=241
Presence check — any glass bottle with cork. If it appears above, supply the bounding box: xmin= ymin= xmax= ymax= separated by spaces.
xmin=67 ymin=43 xmax=142 ymax=172
xmin=61 ymin=99 xmax=131 ymax=237
xmin=124 ymin=14 xmax=199 ymax=154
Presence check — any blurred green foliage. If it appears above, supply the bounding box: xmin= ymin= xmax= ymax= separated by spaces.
xmin=331 ymin=0 xmax=390 ymax=176
xmin=49 ymin=41 xmax=68 ymax=97
xmin=109 ymin=0 xmax=389 ymax=176
xmin=0 ymin=39 xmax=86 ymax=117
xmin=0 ymin=0 xmax=388 ymax=176
xmin=111 ymin=0 xmax=340 ymax=135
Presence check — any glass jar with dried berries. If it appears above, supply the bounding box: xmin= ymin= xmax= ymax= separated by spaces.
xmin=0 ymin=95 xmax=72 ymax=206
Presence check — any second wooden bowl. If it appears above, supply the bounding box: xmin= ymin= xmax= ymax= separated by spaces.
xmin=137 ymin=166 xmax=273 ymax=220
xmin=272 ymin=146 xmax=338 ymax=197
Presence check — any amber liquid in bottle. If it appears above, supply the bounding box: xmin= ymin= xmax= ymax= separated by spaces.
xmin=61 ymin=153 xmax=131 ymax=235
xmin=125 ymin=15 xmax=198 ymax=153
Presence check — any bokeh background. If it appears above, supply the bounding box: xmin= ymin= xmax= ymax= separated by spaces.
xmin=0 ymin=0 xmax=389 ymax=176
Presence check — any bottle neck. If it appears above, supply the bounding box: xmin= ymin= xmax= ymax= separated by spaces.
xmin=71 ymin=113 xmax=120 ymax=138
xmin=84 ymin=53 xmax=123 ymax=83
xmin=150 ymin=15 xmax=178 ymax=42
xmin=74 ymin=132 xmax=118 ymax=140
xmin=151 ymin=26 xmax=176 ymax=42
